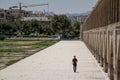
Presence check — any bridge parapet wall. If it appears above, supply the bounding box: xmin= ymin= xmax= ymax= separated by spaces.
xmin=82 ymin=0 xmax=120 ymax=31
xmin=82 ymin=0 xmax=120 ymax=80
xmin=83 ymin=22 xmax=120 ymax=80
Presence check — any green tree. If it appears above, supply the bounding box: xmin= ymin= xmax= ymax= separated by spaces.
xmin=22 ymin=21 xmax=32 ymax=35
xmin=73 ymin=21 xmax=80 ymax=38
xmin=51 ymin=15 xmax=71 ymax=39
xmin=0 ymin=22 xmax=16 ymax=36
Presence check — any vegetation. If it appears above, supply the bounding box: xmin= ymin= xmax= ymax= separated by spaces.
xmin=0 ymin=35 xmax=5 ymax=40
xmin=6 ymin=60 xmax=19 ymax=66
xmin=0 ymin=14 xmax=81 ymax=70
xmin=0 ymin=40 xmax=58 ymax=70
xmin=0 ymin=15 xmax=80 ymax=40
xmin=0 ymin=14 xmax=80 ymax=70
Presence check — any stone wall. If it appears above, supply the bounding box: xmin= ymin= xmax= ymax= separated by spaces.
xmin=82 ymin=23 xmax=120 ymax=80
xmin=82 ymin=0 xmax=120 ymax=31
xmin=81 ymin=0 xmax=120 ymax=80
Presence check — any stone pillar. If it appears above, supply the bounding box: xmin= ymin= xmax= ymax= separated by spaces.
xmin=97 ymin=32 xmax=100 ymax=62
xmin=95 ymin=31 xmax=98 ymax=58
xmin=107 ymin=29 xmax=109 ymax=74
xmin=113 ymin=27 xmax=120 ymax=80
xmin=119 ymin=0 xmax=120 ymax=21
xmin=107 ymin=31 xmax=114 ymax=80
xmin=113 ymin=27 xmax=117 ymax=80
xmin=100 ymin=31 xmax=103 ymax=67
xmin=117 ymin=53 xmax=120 ymax=80
xmin=103 ymin=31 xmax=108 ymax=72
xmin=101 ymin=31 xmax=104 ymax=67
xmin=114 ymin=37 xmax=120 ymax=80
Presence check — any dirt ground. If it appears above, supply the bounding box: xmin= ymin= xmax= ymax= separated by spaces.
xmin=0 ymin=40 xmax=57 ymax=70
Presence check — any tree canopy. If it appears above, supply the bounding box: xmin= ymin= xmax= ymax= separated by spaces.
xmin=0 ymin=15 xmax=80 ymax=39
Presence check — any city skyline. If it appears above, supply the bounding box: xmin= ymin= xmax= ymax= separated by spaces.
xmin=0 ymin=0 xmax=97 ymax=14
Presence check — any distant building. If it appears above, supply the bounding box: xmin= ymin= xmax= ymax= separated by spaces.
xmin=66 ymin=12 xmax=90 ymax=23
xmin=0 ymin=8 xmax=54 ymax=23
xmin=0 ymin=8 xmax=25 ymax=22
xmin=21 ymin=16 xmax=51 ymax=22
xmin=0 ymin=8 xmax=6 ymax=22
xmin=68 ymin=15 xmax=87 ymax=23
xmin=21 ymin=12 xmax=53 ymax=23
xmin=24 ymin=11 xmax=33 ymax=17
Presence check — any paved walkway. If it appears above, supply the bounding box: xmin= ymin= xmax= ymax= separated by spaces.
xmin=0 ymin=41 xmax=109 ymax=80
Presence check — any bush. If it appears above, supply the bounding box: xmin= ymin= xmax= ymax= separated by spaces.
xmin=0 ymin=35 xmax=5 ymax=40
xmin=16 ymin=34 xmax=58 ymax=38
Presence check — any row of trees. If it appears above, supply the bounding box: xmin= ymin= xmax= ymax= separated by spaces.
xmin=51 ymin=15 xmax=80 ymax=39
xmin=0 ymin=15 xmax=80 ymax=39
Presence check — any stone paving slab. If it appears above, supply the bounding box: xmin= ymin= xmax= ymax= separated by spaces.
xmin=0 ymin=41 xmax=109 ymax=80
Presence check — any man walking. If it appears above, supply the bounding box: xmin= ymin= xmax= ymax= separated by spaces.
xmin=72 ymin=56 xmax=78 ymax=72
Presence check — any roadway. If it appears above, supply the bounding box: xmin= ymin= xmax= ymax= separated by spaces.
xmin=0 ymin=41 xmax=109 ymax=80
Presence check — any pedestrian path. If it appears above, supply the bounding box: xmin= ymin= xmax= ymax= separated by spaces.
xmin=0 ymin=41 xmax=109 ymax=80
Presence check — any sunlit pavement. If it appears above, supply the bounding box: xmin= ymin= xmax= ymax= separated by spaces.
xmin=0 ymin=41 xmax=109 ymax=80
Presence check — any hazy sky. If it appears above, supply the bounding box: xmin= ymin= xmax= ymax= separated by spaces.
xmin=0 ymin=0 xmax=98 ymax=14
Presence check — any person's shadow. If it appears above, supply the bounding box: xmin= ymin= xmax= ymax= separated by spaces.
xmin=75 ymin=72 xmax=79 ymax=73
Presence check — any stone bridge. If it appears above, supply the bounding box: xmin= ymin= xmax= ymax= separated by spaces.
xmin=81 ymin=0 xmax=120 ymax=80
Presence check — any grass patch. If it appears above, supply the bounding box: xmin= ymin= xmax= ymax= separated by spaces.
xmin=0 ymin=40 xmax=18 ymax=42
xmin=0 ymin=49 xmax=25 ymax=52
xmin=6 ymin=59 xmax=19 ymax=66
xmin=0 ymin=40 xmax=58 ymax=70
xmin=32 ymin=40 xmax=58 ymax=47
